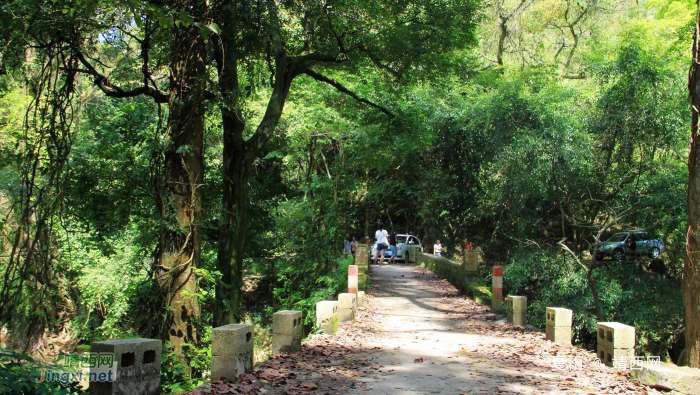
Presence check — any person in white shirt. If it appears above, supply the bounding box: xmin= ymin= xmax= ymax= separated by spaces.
xmin=373 ymin=222 xmax=390 ymax=265
xmin=434 ymin=240 xmax=443 ymax=257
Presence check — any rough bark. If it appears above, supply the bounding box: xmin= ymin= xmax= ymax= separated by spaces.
xmin=586 ymin=264 xmax=604 ymax=321
xmin=212 ymin=21 xmax=248 ymax=325
xmin=211 ymin=0 xmax=393 ymax=324
xmin=214 ymin=4 xmax=299 ymax=323
xmin=156 ymin=5 xmax=207 ymax=350
xmin=685 ymin=0 xmax=700 ymax=368
xmin=496 ymin=13 xmax=508 ymax=66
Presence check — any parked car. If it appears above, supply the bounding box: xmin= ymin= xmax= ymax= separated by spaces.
xmin=370 ymin=234 xmax=424 ymax=263
xmin=590 ymin=231 xmax=665 ymax=260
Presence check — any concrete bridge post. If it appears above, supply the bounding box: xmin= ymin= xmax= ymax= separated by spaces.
xmin=210 ymin=324 xmax=254 ymax=381
xmin=348 ymin=265 xmax=359 ymax=295
xmin=316 ymin=301 xmax=338 ymax=334
xmin=597 ymin=322 xmax=635 ymax=367
xmin=492 ymin=266 xmax=503 ymax=311
xmin=546 ymin=307 xmax=572 ymax=346
xmin=354 ymin=244 xmax=369 ymax=289
xmin=272 ymin=310 xmax=302 ymax=355
xmin=338 ymin=293 xmax=357 ymax=323
xmin=89 ymin=338 xmax=161 ymax=395
xmin=505 ymin=295 xmax=527 ymax=327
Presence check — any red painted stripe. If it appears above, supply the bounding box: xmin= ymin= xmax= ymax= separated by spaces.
xmin=348 ymin=265 xmax=358 ymax=276
xmin=348 ymin=287 xmax=358 ymax=294
xmin=493 ymin=266 xmax=503 ymax=277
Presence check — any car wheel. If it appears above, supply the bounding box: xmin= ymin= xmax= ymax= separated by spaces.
xmin=612 ymin=249 xmax=624 ymax=261
xmin=650 ymin=247 xmax=660 ymax=259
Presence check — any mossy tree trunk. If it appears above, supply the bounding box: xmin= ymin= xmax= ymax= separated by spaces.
xmin=156 ymin=2 xmax=208 ymax=350
xmin=685 ymin=0 xmax=700 ymax=368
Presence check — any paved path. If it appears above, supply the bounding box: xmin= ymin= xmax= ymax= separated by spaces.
xmin=193 ymin=264 xmax=656 ymax=395
xmin=340 ymin=264 xmax=650 ymax=394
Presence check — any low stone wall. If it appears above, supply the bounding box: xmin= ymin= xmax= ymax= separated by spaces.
xmin=415 ymin=252 xmax=491 ymax=305
xmin=630 ymin=361 xmax=700 ymax=394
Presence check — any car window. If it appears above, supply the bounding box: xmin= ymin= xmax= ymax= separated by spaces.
xmin=396 ymin=236 xmax=407 ymax=244
xmin=607 ymin=233 xmax=628 ymax=242
xmin=635 ymin=232 xmax=647 ymax=241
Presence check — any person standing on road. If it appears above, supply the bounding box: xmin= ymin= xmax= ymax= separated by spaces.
xmin=343 ymin=234 xmax=352 ymax=258
xmin=628 ymin=233 xmax=637 ymax=257
xmin=388 ymin=231 xmax=398 ymax=264
xmin=434 ymin=240 xmax=443 ymax=257
xmin=373 ymin=223 xmax=390 ymax=265
xmin=350 ymin=237 xmax=358 ymax=255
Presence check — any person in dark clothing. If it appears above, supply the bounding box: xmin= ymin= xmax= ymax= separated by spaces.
xmin=628 ymin=233 xmax=637 ymax=257
xmin=388 ymin=231 xmax=398 ymax=264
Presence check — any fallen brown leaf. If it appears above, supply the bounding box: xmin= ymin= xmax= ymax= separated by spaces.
xmin=302 ymin=382 xmax=319 ymax=390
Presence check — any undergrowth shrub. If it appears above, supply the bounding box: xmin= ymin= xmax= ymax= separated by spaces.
xmin=160 ymin=340 xmax=209 ymax=394
xmin=503 ymin=250 xmax=683 ymax=361
xmin=0 ymin=349 xmax=85 ymax=394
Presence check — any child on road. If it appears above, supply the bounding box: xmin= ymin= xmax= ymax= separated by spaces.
xmin=434 ymin=240 xmax=443 ymax=257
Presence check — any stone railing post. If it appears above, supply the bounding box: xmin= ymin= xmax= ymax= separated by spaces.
xmin=272 ymin=310 xmax=302 ymax=355
xmin=492 ymin=266 xmax=503 ymax=311
xmin=210 ymin=324 xmax=254 ymax=381
xmin=338 ymin=293 xmax=357 ymax=323
xmin=348 ymin=265 xmax=358 ymax=295
xmin=597 ymin=322 xmax=635 ymax=367
xmin=464 ymin=250 xmax=478 ymax=272
xmin=546 ymin=307 xmax=573 ymax=346
xmin=89 ymin=338 xmax=161 ymax=395
xmin=316 ymin=301 xmax=338 ymax=334
xmin=355 ymin=244 xmax=369 ymax=289
xmin=505 ymin=295 xmax=527 ymax=327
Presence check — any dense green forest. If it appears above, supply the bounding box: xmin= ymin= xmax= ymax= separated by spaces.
xmin=1 ymin=0 xmax=698 ymax=392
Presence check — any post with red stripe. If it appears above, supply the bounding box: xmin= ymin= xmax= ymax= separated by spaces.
xmin=492 ymin=266 xmax=503 ymax=311
xmin=348 ymin=265 xmax=359 ymax=295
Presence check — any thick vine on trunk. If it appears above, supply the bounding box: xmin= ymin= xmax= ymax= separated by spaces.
xmin=685 ymin=0 xmax=700 ymax=368
xmin=156 ymin=10 xmax=207 ymax=350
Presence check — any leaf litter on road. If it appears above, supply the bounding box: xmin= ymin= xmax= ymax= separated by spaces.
xmin=186 ymin=266 xmax=659 ymax=395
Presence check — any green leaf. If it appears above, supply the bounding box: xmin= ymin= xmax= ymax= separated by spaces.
xmin=207 ymin=23 xmax=220 ymax=35
xmin=179 ymin=12 xmax=194 ymax=27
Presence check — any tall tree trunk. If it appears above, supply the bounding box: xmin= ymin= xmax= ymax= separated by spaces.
xmin=214 ymin=10 xmax=298 ymax=324
xmin=216 ymin=152 xmax=248 ymax=324
xmin=685 ymin=1 xmax=700 ymax=368
xmin=586 ymin=265 xmax=604 ymax=321
xmin=213 ymin=26 xmax=250 ymax=325
xmin=215 ymin=107 xmax=248 ymax=324
xmin=365 ymin=169 xmax=370 ymax=237
xmin=496 ymin=13 xmax=508 ymax=66
xmin=157 ymin=6 xmax=207 ymax=351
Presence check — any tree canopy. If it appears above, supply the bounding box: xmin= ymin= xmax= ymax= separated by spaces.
xmin=1 ymin=0 xmax=699 ymax=390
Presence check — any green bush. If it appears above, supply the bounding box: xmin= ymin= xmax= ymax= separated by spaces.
xmin=503 ymin=251 xmax=683 ymax=359
xmin=0 ymin=349 xmax=85 ymax=395
xmin=160 ymin=341 xmax=209 ymax=394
